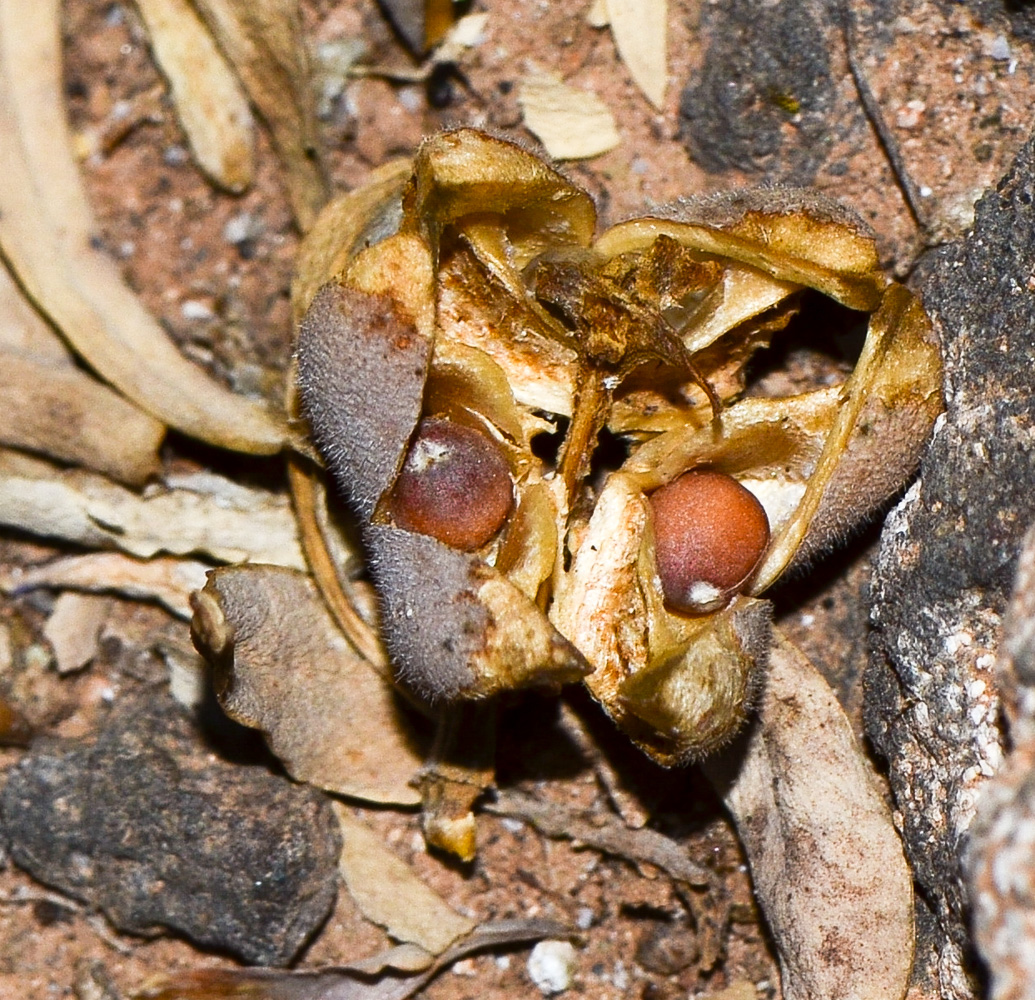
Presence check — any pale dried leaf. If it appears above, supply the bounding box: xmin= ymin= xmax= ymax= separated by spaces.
xmin=0 ymin=0 xmax=286 ymax=453
xmin=0 ymin=452 xmax=304 ymax=569
xmin=605 ymin=0 xmax=667 ymax=109
xmin=704 ymin=631 xmax=914 ymax=1000
xmin=192 ymin=565 xmax=426 ymax=805
xmin=139 ymin=919 xmax=570 ymax=1000
xmin=190 ymin=0 xmax=328 ymax=230
xmin=0 ymin=348 xmax=164 ymax=486
xmin=335 ymin=804 xmax=475 ymax=954
xmin=1 ymin=552 xmax=210 ymax=620
xmin=518 ymin=72 xmax=620 ymax=160
xmin=43 ymin=592 xmax=112 ymax=674
xmin=488 ymin=788 xmax=710 ymax=886
xmin=0 ymin=258 xmax=69 ymax=363
xmin=135 ymin=0 xmax=255 ymax=192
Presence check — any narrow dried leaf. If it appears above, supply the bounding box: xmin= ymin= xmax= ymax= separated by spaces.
xmin=192 ymin=565 xmax=426 ymax=805
xmin=135 ymin=0 xmax=255 ymax=192
xmin=190 ymin=0 xmax=328 ymax=230
xmin=704 ymin=631 xmax=914 ymax=1000
xmin=138 ymin=919 xmax=570 ymax=1000
xmin=1 ymin=552 xmax=210 ymax=620
xmin=0 ymin=348 xmax=164 ymax=486
xmin=335 ymin=803 xmax=475 ymax=953
xmin=605 ymin=0 xmax=667 ymax=109
xmin=0 ymin=0 xmax=286 ymax=453
xmin=0 ymin=258 xmax=69 ymax=363
xmin=42 ymin=592 xmax=112 ymax=674
xmin=518 ymin=72 xmax=620 ymax=160
xmin=0 ymin=452 xmax=304 ymax=568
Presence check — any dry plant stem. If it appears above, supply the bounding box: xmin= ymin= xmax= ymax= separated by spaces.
xmin=287 ymin=455 xmax=390 ymax=673
xmin=0 ymin=0 xmax=287 ymax=453
xmin=487 ymin=788 xmax=711 ymax=887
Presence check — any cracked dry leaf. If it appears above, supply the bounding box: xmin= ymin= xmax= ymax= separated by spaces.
xmin=192 ymin=566 xmax=426 ymax=805
xmin=190 ymin=0 xmax=328 ymax=230
xmin=289 ymin=128 xmax=941 ymax=767
xmin=134 ymin=0 xmax=255 ymax=192
xmin=0 ymin=0 xmax=286 ymax=454
xmin=42 ymin=592 xmax=112 ymax=675
xmin=704 ymin=633 xmax=914 ymax=1000
xmin=334 ymin=804 xmax=475 ymax=954
xmin=0 ymin=452 xmax=304 ymax=569
xmin=1 ymin=552 xmax=210 ymax=620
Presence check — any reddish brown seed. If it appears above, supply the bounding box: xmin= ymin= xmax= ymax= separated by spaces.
xmin=389 ymin=417 xmax=514 ymax=551
xmin=649 ymin=469 xmax=770 ymax=614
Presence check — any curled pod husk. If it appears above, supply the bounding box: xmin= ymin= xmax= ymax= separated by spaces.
xmin=292 ymin=128 xmax=942 ymax=763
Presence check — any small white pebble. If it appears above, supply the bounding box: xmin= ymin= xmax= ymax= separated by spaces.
xmin=181 ymin=299 xmax=215 ymax=321
xmin=501 ymin=817 xmax=525 ymax=834
xmin=528 ymin=940 xmax=577 ymax=995
xmin=989 ymin=34 xmax=1011 ymax=61
xmin=575 ymin=906 xmax=595 ymax=930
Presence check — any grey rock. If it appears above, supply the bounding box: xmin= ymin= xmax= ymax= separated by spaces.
xmin=868 ymin=130 xmax=1035 ymax=997
xmin=0 ymin=692 xmax=340 ymax=965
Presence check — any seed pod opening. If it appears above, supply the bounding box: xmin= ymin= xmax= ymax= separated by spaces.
xmin=387 ymin=417 xmax=514 ymax=551
xmin=650 ymin=469 xmax=770 ymax=614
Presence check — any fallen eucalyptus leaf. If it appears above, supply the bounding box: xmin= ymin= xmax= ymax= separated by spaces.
xmin=0 ymin=452 xmax=304 ymax=569
xmin=487 ymin=788 xmax=710 ymax=886
xmin=0 ymin=349 xmax=164 ymax=486
xmin=191 ymin=565 xmax=426 ymax=805
xmin=704 ymin=631 xmax=914 ymax=1000
xmin=135 ymin=0 xmax=255 ymax=192
xmin=1 ymin=552 xmax=210 ymax=620
xmin=334 ymin=803 xmax=475 ymax=954
xmin=42 ymin=592 xmax=112 ymax=674
xmin=137 ymin=918 xmax=571 ymax=1000
xmin=0 ymin=0 xmax=286 ymax=453
xmin=190 ymin=0 xmax=328 ymax=230
xmin=518 ymin=72 xmax=621 ymax=160
xmin=605 ymin=0 xmax=667 ymax=109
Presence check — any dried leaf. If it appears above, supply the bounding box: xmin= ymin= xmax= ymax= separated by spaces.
xmin=605 ymin=0 xmax=667 ymax=109
xmin=190 ymin=0 xmax=328 ymax=230
xmin=191 ymin=565 xmax=426 ymax=805
xmin=488 ymin=788 xmax=710 ymax=886
xmin=0 ymin=349 xmax=164 ymax=486
xmin=334 ymin=803 xmax=475 ymax=953
xmin=0 ymin=452 xmax=304 ymax=569
xmin=376 ymin=0 xmax=454 ymax=55
xmin=135 ymin=0 xmax=255 ymax=192
xmin=0 ymin=0 xmax=286 ymax=453
xmin=518 ymin=72 xmax=621 ymax=160
xmin=1 ymin=552 xmax=210 ymax=620
xmin=704 ymin=631 xmax=914 ymax=1000
xmin=42 ymin=592 xmax=112 ymax=674
xmin=138 ymin=919 xmax=571 ymax=1000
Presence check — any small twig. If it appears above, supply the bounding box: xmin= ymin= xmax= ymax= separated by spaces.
xmin=842 ymin=7 xmax=931 ymax=242
xmin=487 ymin=788 xmax=712 ymax=887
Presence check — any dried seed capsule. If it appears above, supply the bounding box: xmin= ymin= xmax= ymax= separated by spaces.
xmin=388 ymin=418 xmax=513 ymax=551
xmin=649 ymin=469 xmax=770 ymax=614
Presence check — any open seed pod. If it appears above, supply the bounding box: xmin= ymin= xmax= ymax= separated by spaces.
xmin=291 ymin=128 xmax=942 ymax=765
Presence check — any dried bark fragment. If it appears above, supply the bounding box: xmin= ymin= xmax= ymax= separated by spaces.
xmin=967 ymin=523 xmax=1035 ymax=1000
xmin=868 ymin=130 xmax=1035 ymax=999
